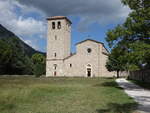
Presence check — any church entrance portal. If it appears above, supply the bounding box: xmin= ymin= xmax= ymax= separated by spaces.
xmin=87 ymin=68 xmax=91 ymax=77
xmin=86 ymin=64 xmax=92 ymax=77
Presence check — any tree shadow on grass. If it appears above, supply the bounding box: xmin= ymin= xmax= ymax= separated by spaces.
xmin=96 ymin=102 xmax=138 ymax=113
xmin=94 ymin=79 xmax=138 ymax=113
xmin=94 ymin=81 xmax=124 ymax=90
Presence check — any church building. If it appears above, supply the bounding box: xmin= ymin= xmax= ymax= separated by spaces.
xmin=46 ymin=16 xmax=114 ymax=77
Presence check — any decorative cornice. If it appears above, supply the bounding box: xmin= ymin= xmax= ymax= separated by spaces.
xmin=47 ymin=16 xmax=72 ymax=24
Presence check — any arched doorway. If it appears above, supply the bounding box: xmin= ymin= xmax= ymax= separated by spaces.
xmin=86 ymin=64 xmax=92 ymax=77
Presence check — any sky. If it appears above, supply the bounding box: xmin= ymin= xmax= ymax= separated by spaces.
xmin=0 ymin=0 xmax=130 ymax=52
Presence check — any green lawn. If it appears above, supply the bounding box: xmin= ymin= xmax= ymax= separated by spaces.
xmin=0 ymin=76 xmax=137 ymax=113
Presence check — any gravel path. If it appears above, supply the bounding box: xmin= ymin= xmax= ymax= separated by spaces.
xmin=116 ymin=78 xmax=150 ymax=113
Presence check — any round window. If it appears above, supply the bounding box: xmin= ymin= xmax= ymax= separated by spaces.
xmin=87 ymin=48 xmax=92 ymax=53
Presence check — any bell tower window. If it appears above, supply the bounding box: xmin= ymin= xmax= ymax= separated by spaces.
xmin=58 ymin=21 xmax=61 ymax=29
xmin=54 ymin=64 xmax=57 ymax=70
xmin=52 ymin=22 xmax=55 ymax=29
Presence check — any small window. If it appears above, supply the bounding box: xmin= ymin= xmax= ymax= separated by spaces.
xmin=54 ymin=53 xmax=57 ymax=57
xmin=54 ymin=64 xmax=57 ymax=70
xmin=55 ymin=35 xmax=57 ymax=40
xmin=70 ymin=64 xmax=72 ymax=68
xmin=52 ymin=22 xmax=55 ymax=29
xmin=87 ymin=48 xmax=92 ymax=53
xmin=58 ymin=21 xmax=61 ymax=29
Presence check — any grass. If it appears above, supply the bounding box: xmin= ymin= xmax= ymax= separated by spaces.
xmin=0 ymin=76 xmax=137 ymax=113
xmin=129 ymin=79 xmax=150 ymax=90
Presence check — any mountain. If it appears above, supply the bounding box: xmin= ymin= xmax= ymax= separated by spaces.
xmin=0 ymin=24 xmax=45 ymax=57
xmin=0 ymin=24 xmax=46 ymax=75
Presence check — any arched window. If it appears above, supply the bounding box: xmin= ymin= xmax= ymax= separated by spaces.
xmin=57 ymin=21 xmax=61 ymax=29
xmin=52 ymin=22 xmax=55 ymax=29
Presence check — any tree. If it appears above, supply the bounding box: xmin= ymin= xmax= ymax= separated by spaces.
xmin=0 ymin=40 xmax=13 ymax=74
xmin=7 ymin=37 xmax=33 ymax=75
xmin=0 ymin=38 xmax=33 ymax=75
xmin=106 ymin=47 xmax=126 ymax=78
xmin=31 ymin=53 xmax=46 ymax=77
xmin=105 ymin=0 xmax=150 ymax=72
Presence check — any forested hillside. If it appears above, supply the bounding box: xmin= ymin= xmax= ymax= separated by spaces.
xmin=0 ymin=24 xmax=46 ymax=75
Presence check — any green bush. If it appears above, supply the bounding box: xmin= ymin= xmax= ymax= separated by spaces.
xmin=33 ymin=63 xmax=45 ymax=77
xmin=32 ymin=53 xmax=46 ymax=77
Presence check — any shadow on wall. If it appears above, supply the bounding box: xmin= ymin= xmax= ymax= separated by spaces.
xmin=96 ymin=102 xmax=137 ymax=113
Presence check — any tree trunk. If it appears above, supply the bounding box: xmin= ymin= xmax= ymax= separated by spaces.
xmin=117 ymin=70 xmax=119 ymax=78
xmin=127 ymin=70 xmax=130 ymax=80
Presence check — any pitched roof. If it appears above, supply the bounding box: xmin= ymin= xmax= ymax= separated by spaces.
xmin=76 ymin=39 xmax=109 ymax=53
xmin=76 ymin=39 xmax=103 ymax=45
xmin=47 ymin=16 xmax=72 ymax=24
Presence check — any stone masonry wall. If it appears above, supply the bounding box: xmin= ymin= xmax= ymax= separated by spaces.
xmin=129 ymin=70 xmax=150 ymax=83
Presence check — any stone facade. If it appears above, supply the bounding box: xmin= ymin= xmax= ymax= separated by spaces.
xmin=46 ymin=16 xmax=115 ymax=77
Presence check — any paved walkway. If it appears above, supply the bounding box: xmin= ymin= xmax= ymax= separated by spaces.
xmin=116 ymin=78 xmax=150 ymax=113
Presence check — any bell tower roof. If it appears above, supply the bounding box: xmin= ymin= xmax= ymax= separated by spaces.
xmin=47 ymin=16 xmax=72 ymax=24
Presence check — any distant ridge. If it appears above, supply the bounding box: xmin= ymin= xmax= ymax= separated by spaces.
xmin=0 ymin=24 xmax=45 ymax=57
xmin=0 ymin=24 xmax=46 ymax=75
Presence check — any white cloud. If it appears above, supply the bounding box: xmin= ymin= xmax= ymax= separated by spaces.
xmin=18 ymin=0 xmax=131 ymax=28
xmin=13 ymin=0 xmax=44 ymax=15
xmin=0 ymin=0 xmax=131 ymax=51
xmin=0 ymin=0 xmax=46 ymax=51
xmin=15 ymin=17 xmax=46 ymax=36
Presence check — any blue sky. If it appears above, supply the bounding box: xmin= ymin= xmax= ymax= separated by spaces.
xmin=70 ymin=16 xmax=123 ymax=52
xmin=0 ymin=0 xmax=130 ymax=53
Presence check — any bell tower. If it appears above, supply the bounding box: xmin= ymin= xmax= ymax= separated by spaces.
xmin=46 ymin=16 xmax=72 ymax=77
xmin=47 ymin=16 xmax=72 ymax=60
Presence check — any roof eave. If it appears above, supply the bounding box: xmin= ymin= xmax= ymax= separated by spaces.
xmin=46 ymin=17 xmax=72 ymax=24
